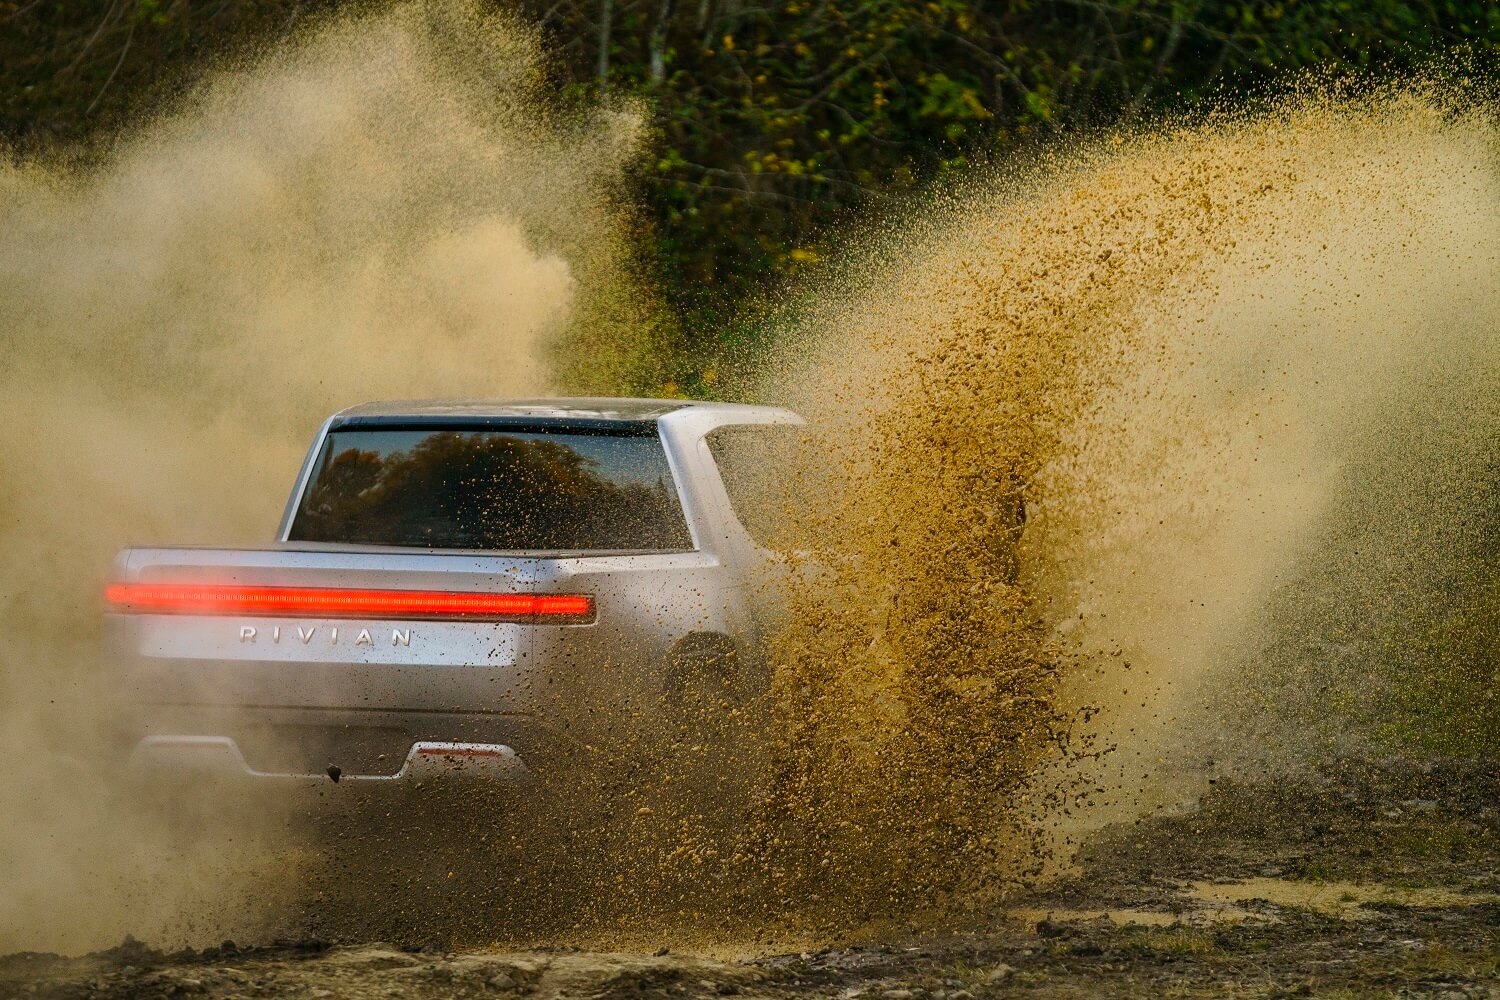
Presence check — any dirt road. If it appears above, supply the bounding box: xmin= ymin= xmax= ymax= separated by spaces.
xmin=4 ymin=760 xmax=1495 ymax=999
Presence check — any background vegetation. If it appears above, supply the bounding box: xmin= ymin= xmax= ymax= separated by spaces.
xmin=4 ymin=0 xmax=1497 ymax=385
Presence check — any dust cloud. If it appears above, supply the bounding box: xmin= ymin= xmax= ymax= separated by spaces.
xmin=0 ymin=0 xmax=652 ymax=953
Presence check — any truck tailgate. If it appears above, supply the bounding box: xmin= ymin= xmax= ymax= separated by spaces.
xmin=105 ymin=546 xmax=567 ymax=715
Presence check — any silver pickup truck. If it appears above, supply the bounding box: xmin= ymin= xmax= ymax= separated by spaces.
xmin=105 ymin=397 xmax=802 ymax=785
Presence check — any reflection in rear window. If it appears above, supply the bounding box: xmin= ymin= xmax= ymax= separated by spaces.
xmin=288 ymin=425 xmax=692 ymax=552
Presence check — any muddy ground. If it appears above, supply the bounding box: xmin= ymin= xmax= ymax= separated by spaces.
xmin=4 ymin=759 xmax=1496 ymax=999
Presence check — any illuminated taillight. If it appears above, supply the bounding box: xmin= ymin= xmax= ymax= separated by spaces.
xmin=104 ymin=583 xmax=594 ymax=623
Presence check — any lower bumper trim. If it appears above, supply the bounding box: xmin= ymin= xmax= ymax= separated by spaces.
xmin=130 ymin=735 xmax=531 ymax=783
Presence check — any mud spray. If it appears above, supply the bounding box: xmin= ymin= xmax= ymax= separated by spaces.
xmin=1 ymin=0 xmax=1496 ymax=958
xmin=307 ymin=75 xmax=1497 ymax=950
xmin=753 ymin=77 xmax=1499 ymax=935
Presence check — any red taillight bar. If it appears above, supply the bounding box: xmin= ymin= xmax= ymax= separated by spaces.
xmin=104 ymin=583 xmax=594 ymax=623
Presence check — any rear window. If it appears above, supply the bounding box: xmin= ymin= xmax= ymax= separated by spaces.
xmin=288 ymin=424 xmax=692 ymax=552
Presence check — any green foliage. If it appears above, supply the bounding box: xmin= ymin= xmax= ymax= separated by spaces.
xmin=0 ymin=0 xmax=333 ymax=142
xmin=522 ymin=0 xmax=1499 ymax=360
xmin=5 ymin=1 xmax=1492 ymax=371
xmin=0 ymin=0 xmax=1494 ymax=751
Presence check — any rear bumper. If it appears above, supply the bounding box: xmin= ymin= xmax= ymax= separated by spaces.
xmin=112 ymin=704 xmax=576 ymax=784
xmin=130 ymin=734 xmax=531 ymax=783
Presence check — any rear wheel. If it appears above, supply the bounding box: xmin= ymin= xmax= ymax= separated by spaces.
xmin=662 ymin=632 xmax=754 ymax=721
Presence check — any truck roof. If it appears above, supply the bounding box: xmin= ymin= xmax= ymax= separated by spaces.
xmin=332 ymin=397 xmax=794 ymax=424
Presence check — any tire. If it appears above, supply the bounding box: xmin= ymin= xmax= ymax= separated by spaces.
xmin=661 ymin=632 xmax=759 ymax=722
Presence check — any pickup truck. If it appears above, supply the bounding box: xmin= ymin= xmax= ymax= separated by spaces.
xmin=104 ymin=397 xmax=802 ymax=785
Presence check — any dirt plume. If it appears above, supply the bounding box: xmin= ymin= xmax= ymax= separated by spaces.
xmin=742 ymin=74 xmax=1498 ymax=921
xmin=0 ymin=0 xmax=651 ymax=954
xmin=275 ymin=77 xmax=1500 ymax=950
xmin=329 ymin=77 xmax=1499 ymax=951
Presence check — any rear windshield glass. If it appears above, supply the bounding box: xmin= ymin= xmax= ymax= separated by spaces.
xmin=288 ymin=425 xmax=693 ymax=552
